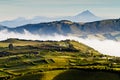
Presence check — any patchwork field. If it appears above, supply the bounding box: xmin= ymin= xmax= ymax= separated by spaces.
xmin=0 ymin=38 xmax=120 ymax=80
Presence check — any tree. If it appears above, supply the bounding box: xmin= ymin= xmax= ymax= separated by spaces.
xmin=8 ymin=43 xmax=14 ymax=50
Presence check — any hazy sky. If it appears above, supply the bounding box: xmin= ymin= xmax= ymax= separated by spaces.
xmin=0 ymin=0 xmax=120 ymax=21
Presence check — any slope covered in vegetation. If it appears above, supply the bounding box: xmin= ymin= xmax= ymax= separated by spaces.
xmin=0 ymin=38 xmax=120 ymax=80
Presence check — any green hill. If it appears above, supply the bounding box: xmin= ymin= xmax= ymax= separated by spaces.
xmin=0 ymin=38 xmax=120 ymax=80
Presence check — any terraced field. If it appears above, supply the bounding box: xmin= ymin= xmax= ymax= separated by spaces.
xmin=0 ymin=38 xmax=120 ymax=80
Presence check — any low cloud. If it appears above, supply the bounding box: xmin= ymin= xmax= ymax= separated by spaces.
xmin=0 ymin=29 xmax=120 ymax=57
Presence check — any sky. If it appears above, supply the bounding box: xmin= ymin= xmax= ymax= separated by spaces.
xmin=0 ymin=0 xmax=120 ymax=21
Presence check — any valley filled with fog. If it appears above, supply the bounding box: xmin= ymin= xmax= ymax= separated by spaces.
xmin=0 ymin=29 xmax=120 ymax=57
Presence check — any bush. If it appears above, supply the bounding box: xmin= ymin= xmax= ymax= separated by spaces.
xmin=8 ymin=43 xmax=14 ymax=50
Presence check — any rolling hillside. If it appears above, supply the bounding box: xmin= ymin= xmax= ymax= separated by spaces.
xmin=0 ymin=38 xmax=120 ymax=80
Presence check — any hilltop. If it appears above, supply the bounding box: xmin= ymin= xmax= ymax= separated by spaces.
xmin=0 ymin=38 xmax=100 ymax=56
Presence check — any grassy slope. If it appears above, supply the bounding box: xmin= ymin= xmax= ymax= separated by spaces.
xmin=12 ymin=70 xmax=65 ymax=80
xmin=12 ymin=69 xmax=120 ymax=80
xmin=0 ymin=39 xmax=40 ymax=47
xmin=70 ymin=40 xmax=100 ymax=55
xmin=0 ymin=39 xmax=120 ymax=80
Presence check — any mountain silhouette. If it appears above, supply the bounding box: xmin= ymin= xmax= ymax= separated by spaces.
xmin=0 ymin=10 xmax=103 ymax=28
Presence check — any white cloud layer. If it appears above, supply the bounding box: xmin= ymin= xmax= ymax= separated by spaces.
xmin=0 ymin=29 xmax=120 ymax=57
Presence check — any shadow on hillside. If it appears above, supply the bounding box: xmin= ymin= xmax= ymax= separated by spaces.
xmin=13 ymin=73 xmax=43 ymax=80
xmin=53 ymin=69 xmax=120 ymax=80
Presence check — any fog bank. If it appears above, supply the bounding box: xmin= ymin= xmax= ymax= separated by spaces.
xmin=0 ymin=29 xmax=120 ymax=57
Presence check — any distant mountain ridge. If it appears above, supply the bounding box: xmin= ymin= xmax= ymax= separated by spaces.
xmin=0 ymin=10 xmax=103 ymax=28
xmin=0 ymin=25 xmax=7 ymax=30
xmin=3 ymin=18 xmax=119 ymax=41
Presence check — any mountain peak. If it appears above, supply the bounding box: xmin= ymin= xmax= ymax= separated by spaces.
xmin=84 ymin=10 xmax=91 ymax=12
xmin=76 ymin=10 xmax=95 ymax=17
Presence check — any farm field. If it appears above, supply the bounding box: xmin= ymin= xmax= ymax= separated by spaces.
xmin=0 ymin=38 xmax=120 ymax=80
